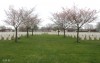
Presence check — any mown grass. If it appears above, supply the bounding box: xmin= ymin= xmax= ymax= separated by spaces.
xmin=0 ymin=34 xmax=100 ymax=63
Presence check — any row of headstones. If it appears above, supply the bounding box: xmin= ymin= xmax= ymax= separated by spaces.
xmin=66 ymin=33 xmax=100 ymax=40
xmin=0 ymin=32 xmax=46 ymax=40
xmin=0 ymin=34 xmax=26 ymax=40
xmin=0 ymin=32 xmax=100 ymax=40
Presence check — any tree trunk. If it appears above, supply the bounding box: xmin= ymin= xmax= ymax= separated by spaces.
xmin=32 ymin=29 xmax=34 ymax=36
xmin=64 ymin=28 xmax=66 ymax=38
xmin=58 ymin=28 xmax=60 ymax=36
xmin=15 ymin=27 xmax=18 ymax=42
xmin=27 ymin=27 xmax=29 ymax=38
xmin=77 ymin=26 xmax=80 ymax=43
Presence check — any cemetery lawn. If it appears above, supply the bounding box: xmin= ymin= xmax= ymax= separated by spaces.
xmin=0 ymin=34 xmax=100 ymax=63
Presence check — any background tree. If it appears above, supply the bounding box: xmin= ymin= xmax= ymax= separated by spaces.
xmin=51 ymin=12 xmax=71 ymax=37
xmin=19 ymin=24 xmax=26 ymax=32
xmin=30 ymin=15 xmax=40 ymax=36
xmin=5 ymin=7 xmax=23 ymax=42
xmin=51 ymin=13 xmax=62 ymax=36
xmin=64 ymin=6 xmax=98 ymax=43
xmin=21 ymin=8 xmax=34 ymax=38
xmin=0 ymin=26 xmax=6 ymax=32
xmin=96 ymin=22 xmax=100 ymax=32
xmin=84 ymin=23 xmax=94 ymax=32
xmin=45 ymin=23 xmax=54 ymax=32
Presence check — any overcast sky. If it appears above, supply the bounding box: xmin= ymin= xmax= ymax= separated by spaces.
xmin=0 ymin=0 xmax=100 ymax=27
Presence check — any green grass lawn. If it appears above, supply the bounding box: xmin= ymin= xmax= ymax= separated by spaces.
xmin=0 ymin=34 xmax=100 ymax=63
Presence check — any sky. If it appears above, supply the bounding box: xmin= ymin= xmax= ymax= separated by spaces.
xmin=0 ymin=0 xmax=100 ymax=27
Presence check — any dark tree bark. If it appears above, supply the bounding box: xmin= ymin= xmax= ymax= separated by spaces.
xmin=63 ymin=28 xmax=66 ymax=38
xmin=26 ymin=27 xmax=29 ymax=38
xmin=15 ymin=27 xmax=18 ymax=42
xmin=76 ymin=24 xmax=80 ymax=43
